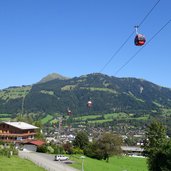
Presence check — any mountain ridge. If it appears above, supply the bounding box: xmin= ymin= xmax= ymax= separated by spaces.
xmin=0 ymin=73 xmax=171 ymax=117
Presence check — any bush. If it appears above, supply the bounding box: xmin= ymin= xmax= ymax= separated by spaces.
xmin=84 ymin=142 xmax=103 ymax=160
xmin=50 ymin=144 xmax=64 ymax=154
xmin=0 ymin=145 xmax=18 ymax=157
xmin=37 ymin=145 xmax=47 ymax=153
xmin=72 ymin=147 xmax=83 ymax=154
xmin=63 ymin=142 xmax=73 ymax=154
xmin=47 ymin=146 xmax=54 ymax=154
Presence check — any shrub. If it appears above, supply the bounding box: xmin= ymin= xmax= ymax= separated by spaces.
xmin=47 ymin=146 xmax=54 ymax=154
xmin=72 ymin=147 xmax=83 ymax=154
xmin=37 ymin=145 xmax=47 ymax=153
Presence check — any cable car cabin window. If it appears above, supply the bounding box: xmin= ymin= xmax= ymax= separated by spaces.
xmin=134 ymin=34 xmax=146 ymax=46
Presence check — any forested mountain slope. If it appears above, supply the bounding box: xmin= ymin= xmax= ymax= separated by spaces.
xmin=0 ymin=73 xmax=171 ymax=117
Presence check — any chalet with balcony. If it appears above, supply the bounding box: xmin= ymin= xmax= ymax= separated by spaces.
xmin=0 ymin=121 xmax=38 ymax=144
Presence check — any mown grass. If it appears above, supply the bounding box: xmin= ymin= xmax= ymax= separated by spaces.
xmin=0 ymin=113 xmax=11 ymax=116
xmin=88 ymin=119 xmax=113 ymax=123
xmin=74 ymin=115 xmax=101 ymax=121
xmin=70 ymin=155 xmax=148 ymax=171
xmin=41 ymin=114 xmax=53 ymax=124
xmin=0 ymin=118 xmax=11 ymax=121
xmin=73 ymin=112 xmax=131 ymax=124
xmin=104 ymin=112 xmax=128 ymax=119
xmin=74 ymin=112 xmax=129 ymax=121
xmin=0 ymin=86 xmax=31 ymax=100
xmin=0 ymin=156 xmax=45 ymax=171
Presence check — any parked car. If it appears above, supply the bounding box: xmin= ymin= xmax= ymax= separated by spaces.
xmin=54 ymin=155 xmax=69 ymax=161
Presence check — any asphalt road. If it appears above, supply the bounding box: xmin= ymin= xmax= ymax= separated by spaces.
xmin=19 ymin=151 xmax=79 ymax=171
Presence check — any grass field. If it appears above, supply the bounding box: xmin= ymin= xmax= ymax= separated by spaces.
xmin=70 ymin=155 xmax=148 ymax=171
xmin=74 ymin=114 xmax=101 ymax=121
xmin=104 ymin=113 xmax=128 ymax=119
xmin=41 ymin=114 xmax=53 ymax=124
xmin=88 ymin=119 xmax=113 ymax=123
xmin=0 ymin=156 xmax=45 ymax=171
xmin=0 ymin=118 xmax=11 ymax=121
xmin=0 ymin=113 xmax=11 ymax=121
xmin=0 ymin=113 xmax=11 ymax=116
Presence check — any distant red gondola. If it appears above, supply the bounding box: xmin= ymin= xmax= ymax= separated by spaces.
xmin=67 ymin=108 xmax=72 ymax=116
xmin=87 ymin=100 xmax=93 ymax=108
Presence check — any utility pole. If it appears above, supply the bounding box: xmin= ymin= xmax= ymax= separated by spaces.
xmin=80 ymin=156 xmax=85 ymax=171
xmin=21 ymin=95 xmax=25 ymax=117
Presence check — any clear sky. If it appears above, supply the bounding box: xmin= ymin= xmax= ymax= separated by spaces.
xmin=0 ymin=0 xmax=171 ymax=89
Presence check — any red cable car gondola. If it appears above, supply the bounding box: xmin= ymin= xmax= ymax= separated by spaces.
xmin=134 ymin=26 xmax=146 ymax=46
xmin=67 ymin=108 xmax=72 ymax=116
xmin=87 ymin=100 xmax=93 ymax=108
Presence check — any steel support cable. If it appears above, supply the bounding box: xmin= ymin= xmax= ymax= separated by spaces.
xmin=99 ymin=31 xmax=134 ymax=73
xmin=138 ymin=0 xmax=161 ymax=27
xmin=114 ymin=19 xmax=171 ymax=75
xmin=99 ymin=0 xmax=161 ymax=73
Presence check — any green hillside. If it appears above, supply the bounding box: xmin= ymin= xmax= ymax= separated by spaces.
xmin=0 ymin=73 xmax=171 ymax=119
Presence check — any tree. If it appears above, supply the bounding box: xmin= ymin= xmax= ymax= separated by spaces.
xmin=84 ymin=132 xmax=122 ymax=162
xmin=73 ymin=131 xmax=89 ymax=150
xmin=84 ymin=141 xmax=102 ymax=159
xmin=34 ymin=120 xmax=44 ymax=140
xmin=63 ymin=142 xmax=73 ymax=154
xmin=144 ymin=120 xmax=171 ymax=171
xmin=144 ymin=120 xmax=167 ymax=156
xmin=148 ymin=140 xmax=171 ymax=171
xmin=96 ymin=132 xmax=122 ymax=162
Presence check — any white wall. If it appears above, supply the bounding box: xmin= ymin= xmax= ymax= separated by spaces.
xmin=23 ymin=144 xmax=37 ymax=152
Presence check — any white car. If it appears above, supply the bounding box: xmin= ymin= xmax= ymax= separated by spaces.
xmin=54 ymin=155 xmax=69 ymax=161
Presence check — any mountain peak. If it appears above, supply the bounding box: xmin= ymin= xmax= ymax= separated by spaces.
xmin=39 ymin=73 xmax=69 ymax=83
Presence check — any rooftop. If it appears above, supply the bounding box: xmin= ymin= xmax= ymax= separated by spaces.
xmin=121 ymin=146 xmax=144 ymax=152
xmin=2 ymin=122 xmax=38 ymax=130
xmin=27 ymin=140 xmax=45 ymax=146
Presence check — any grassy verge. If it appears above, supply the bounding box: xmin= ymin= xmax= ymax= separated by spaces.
xmin=0 ymin=156 xmax=45 ymax=171
xmin=70 ymin=155 xmax=148 ymax=171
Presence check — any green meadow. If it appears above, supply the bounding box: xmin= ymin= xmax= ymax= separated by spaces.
xmin=40 ymin=114 xmax=53 ymax=124
xmin=70 ymin=155 xmax=148 ymax=171
xmin=0 ymin=156 xmax=45 ymax=171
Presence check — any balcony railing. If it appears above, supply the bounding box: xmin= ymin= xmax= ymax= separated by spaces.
xmin=0 ymin=132 xmax=36 ymax=137
xmin=0 ymin=138 xmax=35 ymax=143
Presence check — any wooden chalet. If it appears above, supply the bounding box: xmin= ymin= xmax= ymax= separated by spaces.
xmin=0 ymin=121 xmax=38 ymax=144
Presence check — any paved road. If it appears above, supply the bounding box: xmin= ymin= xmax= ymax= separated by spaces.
xmin=19 ymin=151 xmax=79 ymax=171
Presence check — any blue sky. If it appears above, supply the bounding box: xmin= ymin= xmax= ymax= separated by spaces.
xmin=0 ymin=0 xmax=171 ymax=89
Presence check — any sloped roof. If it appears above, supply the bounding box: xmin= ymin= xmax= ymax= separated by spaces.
xmin=28 ymin=140 xmax=45 ymax=146
xmin=121 ymin=146 xmax=144 ymax=152
xmin=2 ymin=122 xmax=38 ymax=130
